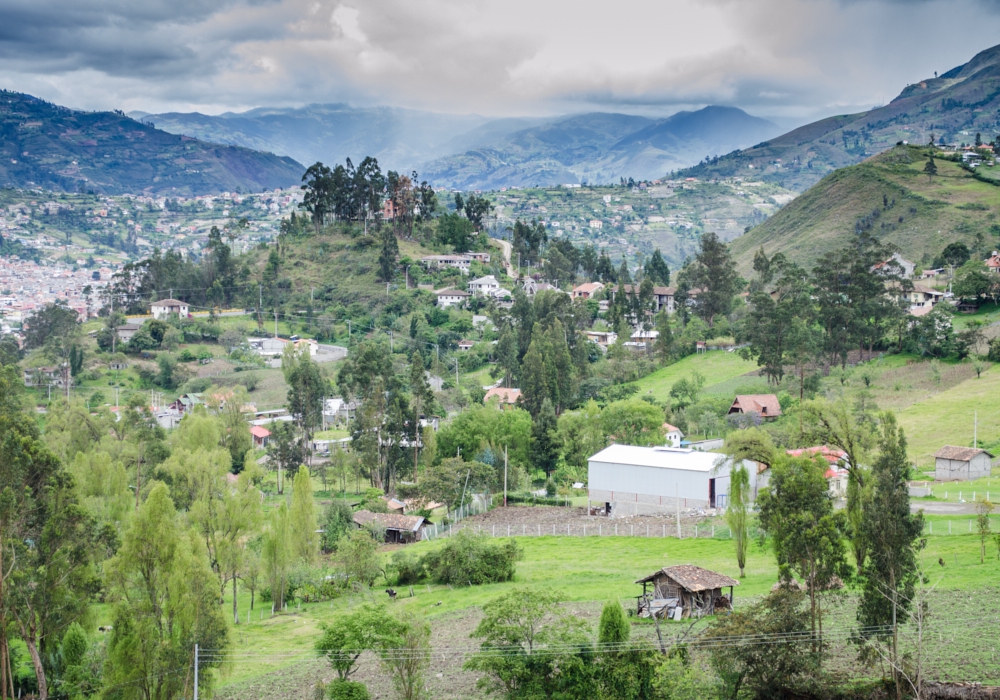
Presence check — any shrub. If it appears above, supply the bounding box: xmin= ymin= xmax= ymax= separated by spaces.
xmin=327 ymin=680 xmax=370 ymax=700
xmin=389 ymin=550 xmax=425 ymax=586
xmin=178 ymin=348 xmax=196 ymax=362
xmin=421 ymin=530 xmax=521 ymax=585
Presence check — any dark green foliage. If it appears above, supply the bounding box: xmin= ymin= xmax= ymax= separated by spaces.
xmin=437 ymin=212 xmax=475 ymax=252
xmin=597 ymin=600 xmax=629 ymax=645
xmin=686 ymin=231 xmax=740 ymax=327
xmin=327 ymin=680 xmax=371 ymax=700
xmin=530 ymin=398 xmax=561 ymax=475
xmin=938 ymin=241 xmax=971 ymax=268
xmin=644 ymin=248 xmax=671 ymax=286
xmin=512 ymin=219 xmax=547 ymax=268
xmin=420 ymin=530 xmax=522 ymax=585
xmin=0 ymin=333 xmax=23 ymax=365
xmin=705 ymin=589 xmax=820 ymax=700
xmin=321 ymin=500 xmax=356 ymax=553
xmin=856 ymin=414 xmax=925 ymax=642
xmin=23 ymin=301 xmax=78 ymax=349
xmin=389 ymin=550 xmax=425 ymax=586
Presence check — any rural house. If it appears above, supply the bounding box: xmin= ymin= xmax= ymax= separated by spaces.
xmin=484 ymin=387 xmax=521 ymax=407
xmin=587 ymin=444 xmax=758 ymax=515
xmin=572 ymin=282 xmax=604 ymax=299
xmin=435 ymin=288 xmax=470 ymax=308
xmin=353 ymin=510 xmax=426 ymax=544
xmin=934 ymin=446 xmax=993 ymax=481
xmin=149 ymin=298 xmax=189 ymax=319
xmin=635 ymin=565 xmax=739 ymax=619
xmin=663 ymin=423 xmax=684 ymax=448
xmin=728 ymin=394 xmax=782 ymax=419
xmin=250 ymin=425 xmax=270 ymax=448
xmin=468 ymin=275 xmax=501 ymax=296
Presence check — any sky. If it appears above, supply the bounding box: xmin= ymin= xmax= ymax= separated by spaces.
xmin=1 ymin=0 xmax=1000 ymax=122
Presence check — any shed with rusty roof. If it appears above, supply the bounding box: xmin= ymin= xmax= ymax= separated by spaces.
xmin=634 ymin=564 xmax=739 ymax=619
xmin=934 ymin=445 xmax=993 ymax=481
xmin=353 ymin=510 xmax=426 ymax=543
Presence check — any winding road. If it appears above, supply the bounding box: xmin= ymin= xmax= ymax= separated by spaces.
xmin=490 ymin=237 xmax=514 ymax=277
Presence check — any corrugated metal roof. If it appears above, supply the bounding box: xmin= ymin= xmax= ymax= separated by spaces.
xmin=588 ymin=444 xmax=727 ymax=472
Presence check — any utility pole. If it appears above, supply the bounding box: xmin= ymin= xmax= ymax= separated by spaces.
xmin=975 ymin=411 xmax=978 ymax=449
xmin=453 ymin=357 xmax=459 ymax=387
xmin=193 ymin=644 xmax=199 ymax=700
xmin=274 ymin=311 xmax=278 ymax=338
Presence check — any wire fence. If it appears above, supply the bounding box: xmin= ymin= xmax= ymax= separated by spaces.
xmin=422 ymin=514 xmax=1000 ymax=541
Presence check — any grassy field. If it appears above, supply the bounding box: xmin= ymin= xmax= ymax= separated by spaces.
xmin=198 ymin=524 xmax=1000 ymax=698
xmin=636 ymin=352 xmax=758 ymax=402
xmin=897 ymin=364 xmax=1000 ymax=469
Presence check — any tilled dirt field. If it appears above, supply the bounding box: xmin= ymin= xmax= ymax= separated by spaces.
xmin=435 ymin=504 xmax=722 ymax=539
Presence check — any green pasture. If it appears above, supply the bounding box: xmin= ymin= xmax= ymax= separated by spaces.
xmin=636 ymin=352 xmax=758 ymax=402
xmin=897 ymin=364 xmax=1000 ymax=469
xmin=185 ymin=525 xmax=1000 ymax=689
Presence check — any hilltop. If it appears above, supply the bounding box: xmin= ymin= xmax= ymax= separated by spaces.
xmin=0 ymin=90 xmax=304 ymax=195
xmin=677 ymin=43 xmax=1000 ymax=191
xmin=728 ymin=144 xmax=1000 ymax=271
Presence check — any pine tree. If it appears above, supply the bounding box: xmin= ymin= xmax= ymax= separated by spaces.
xmin=923 ymin=154 xmax=937 ymax=181
xmin=378 ymin=228 xmax=398 ymax=282
xmin=291 ymin=466 xmax=319 ymax=563
xmin=645 ymin=248 xmax=670 ymax=286
xmin=530 ymin=398 xmax=561 ymax=476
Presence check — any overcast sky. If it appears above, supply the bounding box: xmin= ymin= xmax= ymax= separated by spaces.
xmin=2 ymin=0 xmax=999 ymax=122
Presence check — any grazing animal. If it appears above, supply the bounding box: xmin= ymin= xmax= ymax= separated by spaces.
xmin=386 ymin=588 xmax=397 ymax=600
xmin=938 ymin=558 xmax=945 ymax=567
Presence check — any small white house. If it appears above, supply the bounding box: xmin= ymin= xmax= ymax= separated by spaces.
xmin=435 ymin=288 xmax=470 ymax=308
xmin=468 ymin=275 xmax=501 ymax=296
xmin=934 ymin=446 xmax=993 ymax=481
xmin=663 ymin=423 xmax=684 ymax=448
xmin=587 ymin=444 xmax=757 ymax=516
xmin=149 ymin=298 xmax=189 ymax=319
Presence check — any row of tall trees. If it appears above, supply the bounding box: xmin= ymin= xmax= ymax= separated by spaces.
xmin=300 ymin=158 xmax=437 ymax=236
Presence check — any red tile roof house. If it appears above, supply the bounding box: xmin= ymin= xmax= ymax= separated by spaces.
xmin=250 ymin=425 xmax=271 ymax=448
xmin=727 ymin=394 xmax=782 ymax=420
xmin=483 ymin=387 xmax=521 ymax=407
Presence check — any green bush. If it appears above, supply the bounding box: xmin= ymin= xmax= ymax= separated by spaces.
xmin=389 ymin=550 xmax=425 ymax=586
xmin=421 ymin=530 xmax=521 ymax=585
xmin=327 ymin=680 xmax=370 ymax=700
xmin=321 ymin=501 xmax=355 ymax=553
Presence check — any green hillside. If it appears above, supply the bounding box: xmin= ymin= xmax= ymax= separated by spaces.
xmin=0 ymin=90 xmax=304 ymax=195
xmin=728 ymin=145 xmax=1000 ymax=272
xmin=677 ymin=43 xmax=1000 ymax=191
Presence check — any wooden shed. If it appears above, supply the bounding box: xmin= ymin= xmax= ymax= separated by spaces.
xmin=635 ymin=565 xmax=739 ymax=619
xmin=353 ymin=510 xmax=426 ymax=544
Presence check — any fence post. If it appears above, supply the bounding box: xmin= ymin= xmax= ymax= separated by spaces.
xmin=662 ymin=524 xmax=665 ymax=538
xmin=615 ymin=524 xmax=618 ymax=536
xmin=553 ymin=524 xmax=556 ymax=536
xmin=568 ymin=524 xmax=570 ymax=536
xmin=492 ymin=524 xmax=495 ymax=537
xmin=695 ymin=526 xmax=698 ymax=538
xmin=631 ymin=524 xmax=634 ymax=536
xmin=712 ymin=525 xmax=715 ymax=538
xmin=647 ymin=524 xmax=649 ymax=538
xmin=507 ymin=525 xmax=510 ymax=537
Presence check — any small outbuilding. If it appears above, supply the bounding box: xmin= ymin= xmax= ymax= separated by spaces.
xmin=353 ymin=510 xmax=426 ymax=544
xmin=635 ymin=565 xmax=739 ymax=619
xmin=934 ymin=446 xmax=993 ymax=481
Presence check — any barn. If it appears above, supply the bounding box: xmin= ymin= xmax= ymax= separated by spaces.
xmin=934 ymin=446 xmax=993 ymax=481
xmin=587 ymin=444 xmax=758 ymax=516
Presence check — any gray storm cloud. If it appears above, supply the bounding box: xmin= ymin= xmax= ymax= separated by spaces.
xmin=0 ymin=0 xmax=998 ymax=118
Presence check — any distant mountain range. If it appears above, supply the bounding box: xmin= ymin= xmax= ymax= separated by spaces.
xmin=0 ymin=90 xmax=304 ymax=195
xmin=138 ymin=104 xmax=781 ymax=189
xmin=679 ymin=43 xmax=1000 ymax=191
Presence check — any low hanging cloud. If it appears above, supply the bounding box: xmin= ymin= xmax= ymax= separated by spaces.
xmin=1 ymin=0 xmax=999 ymax=119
